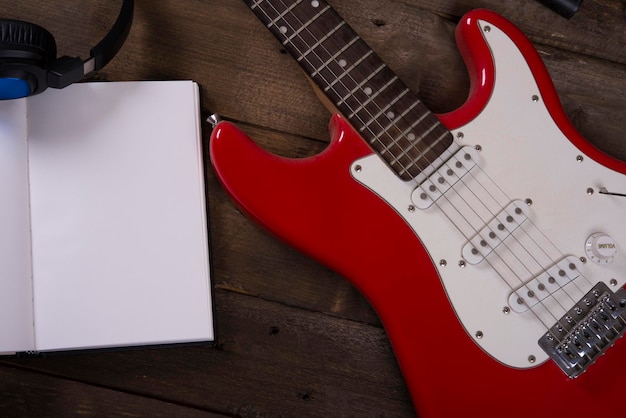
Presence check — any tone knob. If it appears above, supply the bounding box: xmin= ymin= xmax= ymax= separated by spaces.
xmin=585 ymin=233 xmax=617 ymax=264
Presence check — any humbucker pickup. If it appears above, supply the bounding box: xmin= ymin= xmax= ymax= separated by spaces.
xmin=538 ymin=282 xmax=626 ymax=378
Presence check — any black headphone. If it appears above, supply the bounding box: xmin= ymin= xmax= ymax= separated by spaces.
xmin=0 ymin=0 xmax=134 ymax=100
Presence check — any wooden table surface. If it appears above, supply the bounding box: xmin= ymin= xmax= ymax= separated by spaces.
xmin=1 ymin=0 xmax=625 ymax=416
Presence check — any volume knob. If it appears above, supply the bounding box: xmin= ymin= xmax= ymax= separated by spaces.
xmin=585 ymin=233 xmax=617 ymax=264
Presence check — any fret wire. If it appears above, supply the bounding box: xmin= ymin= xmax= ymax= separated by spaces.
xmin=418 ymin=122 xmax=441 ymax=145
xmin=380 ymin=107 xmax=450 ymax=165
xmin=254 ymin=0 xmax=448 ymax=179
xmin=310 ymin=36 xmax=360 ymax=75
xmin=376 ymin=115 xmax=449 ymax=175
xmin=283 ymin=5 xmax=331 ymax=45
xmin=259 ymin=0 xmax=381 ymax=135
xmin=270 ymin=0 xmax=423 ymax=177
xmin=256 ymin=0 xmax=552 ymax=310
xmin=394 ymin=132 xmax=447 ymax=176
xmin=373 ymin=99 xmax=421 ymax=154
xmin=252 ymin=2 xmax=580 ymax=329
xmin=358 ymin=86 xmax=409 ymax=133
xmin=322 ymin=50 xmax=374 ymax=92
xmin=260 ymin=0 xmax=389 ymax=142
xmin=266 ymin=2 xmax=406 ymax=144
xmin=383 ymin=111 xmax=436 ymax=174
xmin=399 ymin=110 xmax=429 ymax=143
xmin=254 ymin=0 xmax=468 ymax=229
xmin=273 ymin=4 xmax=406 ymax=151
xmin=263 ymin=0 xmax=304 ymax=26
xmin=297 ymin=21 xmax=346 ymax=61
xmin=348 ymin=76 xmax=399 ymax=118
xmin=395 ymin=127 xmax=447 ymax=175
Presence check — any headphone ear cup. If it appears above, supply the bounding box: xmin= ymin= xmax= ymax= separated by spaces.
xmin=0 ymin=19 xmax=57 ymax=98
xmin=0 ymin=19 xmax=57 ymax=63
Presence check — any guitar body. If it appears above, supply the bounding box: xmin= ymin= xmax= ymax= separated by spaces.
xmin=211 ymin=9 xmax=626 ymax=417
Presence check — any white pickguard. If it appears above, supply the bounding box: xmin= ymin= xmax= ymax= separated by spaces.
xmin=351 ymin=20 xmax=626 ymax=369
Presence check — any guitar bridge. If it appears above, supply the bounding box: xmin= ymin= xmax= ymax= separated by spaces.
xmin=538 ymin=282 xmax=626 ymax=378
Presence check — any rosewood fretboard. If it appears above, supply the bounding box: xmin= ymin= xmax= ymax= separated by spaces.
xmin=245 ymin=0 xmax=453 ymax=180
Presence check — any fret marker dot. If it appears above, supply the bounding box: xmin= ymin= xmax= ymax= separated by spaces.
xmin=279 ymin=26 xmax=288 ymax=34
xmin=364 ymin=87 xmax=373 ymax=95
xmin=386 ymin=111 xmax=395 ymax=119
xmin=311 ymin=0 xmax=320 ymax=7
xmin=407 ymin=133 xmax=416 ymax=141
xmin=338 ymin=58 xmax=347 ymax=67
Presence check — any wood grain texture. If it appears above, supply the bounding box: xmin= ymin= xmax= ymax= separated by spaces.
xmin=4 ymin=291 xmax=414 ymax=417
xmin=0 ymin=0 xmax=624 ymax=416
xmin=0 ymin=365 xmax=226 ymax=417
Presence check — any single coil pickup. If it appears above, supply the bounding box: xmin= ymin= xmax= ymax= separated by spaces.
xmin=508 ymin=256 xmax=583 ymax=313
xmin=411 ymin=146 xmax=479 ymax=210
xmin=461 ymin=200 xmax=530 ymax=265
xmin=538 ymin=282 xmax=626 ymax=378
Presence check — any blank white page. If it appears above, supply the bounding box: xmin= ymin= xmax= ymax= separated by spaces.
xmin=27 ymin=81 xmax=213 ymax=351
xmin=0 ymin=99 xmax=35 ymax=353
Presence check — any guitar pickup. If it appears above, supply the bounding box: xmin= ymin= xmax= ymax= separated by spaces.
xmin=538 ymin=282 xmax=626 ymax=378
xmin=508 ymin=256 xmax=583 ymax=313
xmin=461 ymin=200 xmax=530 ymax=265
xmin=411 ymin=146 xmax=479 ymax=210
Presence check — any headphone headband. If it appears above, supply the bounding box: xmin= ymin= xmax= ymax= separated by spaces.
xmin=0 ymin=0 xmax=134 ymax=99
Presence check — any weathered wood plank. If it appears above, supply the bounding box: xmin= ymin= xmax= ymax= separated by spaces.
xmin=333 ymin=0 xmax=626 ymax=65
xmin=0 ymin=365 xmax=226 ymax=417
xmin=1 ymin=290 xmax=415 ymax=418
xmin=0 ymin=0 xmax=624 ymax=416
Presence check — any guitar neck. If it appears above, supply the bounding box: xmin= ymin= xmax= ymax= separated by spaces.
xmin=245 ymin=0 xmax=453 ymax=180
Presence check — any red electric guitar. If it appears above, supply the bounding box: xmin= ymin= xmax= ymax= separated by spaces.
xmin=210 ymin=1 xmax=626 ymax=416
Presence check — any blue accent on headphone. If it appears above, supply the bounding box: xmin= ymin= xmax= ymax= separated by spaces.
xmin=0 ymin=77 xmax=31 ymax=100
xmin=0 ymin=0 xmax=133 ymax=100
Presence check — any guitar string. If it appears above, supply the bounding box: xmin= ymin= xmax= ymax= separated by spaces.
xmin=434 ymin=163 xmax=587 ymax=318
xmin=252 ymin=1 xmax=575 ymax=333
xmin=257 ymin=0 xmax=595 ymax=334
xmin=251 ymin=0 xmax=590 ymax=332
xmin=267 ymin=0 xmax=456 ymax=184
xmin=416 ymin=19 xmax=596 ymax=320
xmin=424 ymin=160 xmax=580 ymax=327
xmin=275 ymin=0 xmax=592 ymax=326
xmin=445 ymin=159 xmax=593 ymax=340
xmin=267 ymin=0 xmax=596 ymax=340
xmin=252 ymin=0 xmax=569 ymax=329
xmin=268 ymin=0 xmax=598 ymax=350
xmin=442 ymin=142 xmax=596 ymax=332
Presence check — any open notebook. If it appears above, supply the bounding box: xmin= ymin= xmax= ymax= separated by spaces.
xmin=0 ymin=81 xmax=214 ymax=354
